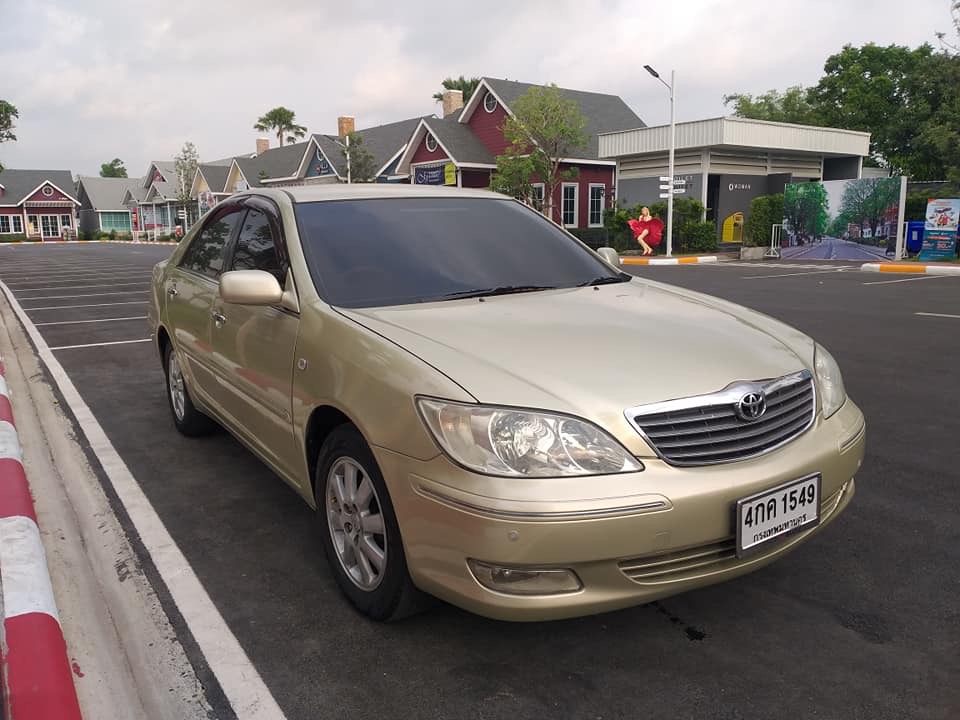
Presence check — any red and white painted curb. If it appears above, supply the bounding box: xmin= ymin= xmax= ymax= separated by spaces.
xmin=621 ymin=255 xmax=718 ymax=266
xmin=861 ymin=262 xmax=960 ymax=275
xmin=0 ymin=360 xmax=82 ymax=720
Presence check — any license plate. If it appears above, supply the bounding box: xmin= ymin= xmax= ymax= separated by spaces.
xmin=735 ymin=474 xmax=821 ymax=556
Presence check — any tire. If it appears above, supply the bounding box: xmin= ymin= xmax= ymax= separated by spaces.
xmin=164 ymin=344 xmax=216 ymax=437
xmin=315 ymin=425 xmax=428 ymax=621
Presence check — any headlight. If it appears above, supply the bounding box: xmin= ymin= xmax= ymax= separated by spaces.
xmin=814 ymin=344 xmax=846 ymax=418
xmin=416 ymin=398 xmax=643 ymax=477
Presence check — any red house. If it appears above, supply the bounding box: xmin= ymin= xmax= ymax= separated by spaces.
xmin=395 ymin=77 xmax=645 ymax=230
xmin=0 ymin=169 xmax=80 ymax=240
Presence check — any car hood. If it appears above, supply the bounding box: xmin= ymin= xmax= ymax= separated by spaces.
xmin=339 ymin=279 xmax=816 ymax=454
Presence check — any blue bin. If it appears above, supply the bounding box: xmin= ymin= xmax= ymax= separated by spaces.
xmin=906 ymin=221 xmax=925 ymax=253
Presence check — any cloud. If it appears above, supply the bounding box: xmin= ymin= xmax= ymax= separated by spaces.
xmin=0 ymin=0 xmax=953 ymax=176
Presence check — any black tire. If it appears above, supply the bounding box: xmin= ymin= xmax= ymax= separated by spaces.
xmin=315 ymin=425 xmax=428 ymax=621
xmin=164 ymin=343 xmax=216 ymax=437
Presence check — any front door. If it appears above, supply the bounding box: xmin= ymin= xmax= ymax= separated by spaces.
xmin=208 ymin=201 xmax=301 ymax=485
xmin=40 ymin=215 xmax=60 ymax=238
xmin=166 ymin=204 xmax=245 ymax=412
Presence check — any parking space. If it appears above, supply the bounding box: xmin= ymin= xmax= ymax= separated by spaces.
xmin=1 ymin=245 xmax=958 ymax=720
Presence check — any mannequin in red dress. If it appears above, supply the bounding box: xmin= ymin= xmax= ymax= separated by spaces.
xmin=628 ymin=207 xmax=663 ymax=255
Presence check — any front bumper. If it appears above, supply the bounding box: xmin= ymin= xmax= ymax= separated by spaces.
xmin=375 ymin=399 xmax=866 ymax=621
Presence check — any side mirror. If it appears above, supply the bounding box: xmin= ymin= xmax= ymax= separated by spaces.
xmin=596 ymin=247 xmax=620 ymax=267
xmin=219 ymin=270 xmax=283 ymax=306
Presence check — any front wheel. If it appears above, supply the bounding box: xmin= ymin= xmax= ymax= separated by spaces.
xmin=316 ymin=425 xmax=427 ymax=621
xmin=164 ymin=344 xmax=216 ymax=437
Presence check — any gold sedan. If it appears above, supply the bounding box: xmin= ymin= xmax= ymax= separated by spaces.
xmin=149 ymin=185 xmax=866 ymax=622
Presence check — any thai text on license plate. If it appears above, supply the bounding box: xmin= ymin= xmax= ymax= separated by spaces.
xmin=736 ymin=474 xmax=821 ymax=556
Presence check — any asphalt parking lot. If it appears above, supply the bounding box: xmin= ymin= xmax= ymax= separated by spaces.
xmin=1 ymin=244 xmax=958 ymax=720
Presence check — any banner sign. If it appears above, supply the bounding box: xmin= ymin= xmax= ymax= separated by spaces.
xmin=444 ymin=162 xmax=456 ymax=186
xmin=919 ymin=198 xmax=959 ymax=261
xmin=414 ymin=164 xmax=445 ymax=185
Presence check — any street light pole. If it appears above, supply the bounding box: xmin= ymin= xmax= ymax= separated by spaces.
xmin=644 ymin=65 xmax=677 ymax=257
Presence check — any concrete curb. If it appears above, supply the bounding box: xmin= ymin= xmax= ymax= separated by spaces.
xmin=0 ymin=360 xmax=83 ymax=720
xmin=861 ymin=262 xmax=960 ymax=275
xmin=621 ymin=255 xmax=719 ymax=266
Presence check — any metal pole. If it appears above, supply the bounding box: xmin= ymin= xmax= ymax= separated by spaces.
xmin=346 ymin=134 xmax=351 ymax=184
xmin=666 ymin=69 xmax=676 ymax=257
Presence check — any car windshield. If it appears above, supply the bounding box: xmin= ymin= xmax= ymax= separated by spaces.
xmin=294 ymin=197 xmax=628 ymax=308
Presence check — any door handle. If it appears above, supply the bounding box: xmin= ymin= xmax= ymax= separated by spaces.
xmin=212 ymin=311 xmax=227 ymax=328
xmin=167 ymin=285 xmax=178 ymax=297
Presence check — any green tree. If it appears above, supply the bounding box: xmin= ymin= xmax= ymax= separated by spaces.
xmin=174 ymin=141 xmax=199 ymax=223
xmin=783 ymin=183 xmax=829 ymax=241
xmin=496 ymin=84 xmax=589 ymax=224
xmin=837 ymin=177 xmax=901 ymax=242
xmin=0 ymin=100 xmax=18 ymax=172
xmin=432 ymin=76 xmax=481 ymax=105
xmin=254 ymin=107 xmax=307 ymax=147
xmin=722 ymin=86 xmax=820 ymax=125
xmin=341 ymin=132 xmax=377 ymax=182
xmin=100 ymin=158 xmax=128 ymax=178
xmin=489 ymin=154 xmax=536 ymax=203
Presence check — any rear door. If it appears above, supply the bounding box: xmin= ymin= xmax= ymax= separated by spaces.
xmin=164 ymin=204 xmax=244 ymax=413
xmin=208 ymin=198 xmax=302 ymax=483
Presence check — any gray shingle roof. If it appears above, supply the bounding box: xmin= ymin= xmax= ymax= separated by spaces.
xmin=312 ymin=116 xmax=434 ymax=178
xmin=0 ymin=169 xmax=78 ymax=205
xmin=198 ymin=164 xmax=231 ymax=193
xmin=76 ymin=176 xmax=143 ymax=212
xmin=145 ymin=180 xmax=177 ymax=201
xmin=235 ymin=142 xmax=310 ymax=187
xmin=482 ymin=78 xmax=645 ymax=159
xmin=424 ymin=117 xmax=496 ymax=164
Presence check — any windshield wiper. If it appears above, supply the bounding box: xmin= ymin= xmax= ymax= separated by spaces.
xmin=577 ymin=276 xmax=630 ymax=287
xmin=440 ymin=285 xmax=557 ymax=300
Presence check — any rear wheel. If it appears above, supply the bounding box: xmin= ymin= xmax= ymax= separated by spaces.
xmin=316 ymin=425 xmax=427 ymax=621
xmin=164 ymin=344 xmax=216 ymax=437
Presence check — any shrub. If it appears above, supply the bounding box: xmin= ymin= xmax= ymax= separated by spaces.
xmin=567 ymin=227 xmax=610 ymax=249
xmin=743 ymin=193 xmax=784 ymax=247
xmin=678 ymin=221 xmax=718 ymax=253
xmin=109 ymin=229 xmax=117 ymax=240
xmin=0 ymin=233 xmax=27 ymax=243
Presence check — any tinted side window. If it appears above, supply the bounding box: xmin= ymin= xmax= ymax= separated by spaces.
xmin=181 ymin=209 xmax=242 ymax=278
xmin=231 ymin=209 xmax=283 ymax=283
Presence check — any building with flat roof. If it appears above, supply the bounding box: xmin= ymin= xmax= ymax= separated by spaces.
xmin=599 ymin=116 xmax=871 ymax=243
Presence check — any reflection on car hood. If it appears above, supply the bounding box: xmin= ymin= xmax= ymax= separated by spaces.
xmin=340 ymin=279 xmax=815 ymax=447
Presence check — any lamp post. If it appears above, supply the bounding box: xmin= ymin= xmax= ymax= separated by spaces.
xmin=644 ymin=64 xmax=676 ymax=257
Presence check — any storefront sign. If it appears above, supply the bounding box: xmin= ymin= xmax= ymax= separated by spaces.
xmin=919 ymin=198 xmax=959 ymax=261
xmin=444 ymin=163 xmax=456 ymax=186
xmin=414 ymin=164 xmax=445 ymax=185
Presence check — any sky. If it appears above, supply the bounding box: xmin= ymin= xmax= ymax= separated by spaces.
xmin=0 ymin=0 xmax=955 ymax=178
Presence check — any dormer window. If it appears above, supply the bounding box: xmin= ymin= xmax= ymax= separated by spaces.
xmin=483 ymin=91 xmax=498 ymax=113
xmin=425 ymin=133 xmax=438 ymax=153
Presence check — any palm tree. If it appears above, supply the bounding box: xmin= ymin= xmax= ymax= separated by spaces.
xmin=253 ymin=107 xmax=307 ymax=147
xmin=432 ymin=76 xmax=481 ymax=104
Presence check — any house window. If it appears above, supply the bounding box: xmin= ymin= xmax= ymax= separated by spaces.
xmin=12 ymin=216 xmax=22 ymax=233
xmin=61 ymin=214 xmax=72 ymax=228
xmin=562 ymin=184 xmax=578 ymax=227
xmin=425 ymin=133 xmax=438 ymax=152
xmin=483 ymin=91 xmax=498 ymax=113
xmin=588 ymin=184 xmax=605 ymax=227
xmin=27 ymin=215 xmax=38 ymax=235
xmin=0 ymin=216 xmax=9 ymax=233
xmin=41 ymin=185 xmax=54 ymax=197
xmin=530 ymin=183 xmax=545 ymax=213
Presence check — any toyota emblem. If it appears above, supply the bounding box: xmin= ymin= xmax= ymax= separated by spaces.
xmin=736 ymin=391 xmax=766 ymax=421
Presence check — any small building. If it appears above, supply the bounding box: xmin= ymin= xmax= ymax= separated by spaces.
xmin=599 ymin=117 xmax=871 ymax=242
xmin=0 ymin=169 xmax=80 ymax=240
xmin=76 ymin=176 xmax=144 ymax=234
xmin=395 ymin=78 xmax=646 ymax=229
xmin=123 ymin=161 xmax=181 ymax=235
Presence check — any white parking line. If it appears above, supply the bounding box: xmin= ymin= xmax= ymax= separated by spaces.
xmin=915 ymin=312 xmax=960 ymax=319
xmin=862 ymin=275 xmax=957 ymax=285
xmin=16 ymin=290 xmax=148 ymax=301
xmin=15 ymin=282 xmax=149 ymax=294
xmin=743 ymin=269 xmax=849 ymax=279
xmin=5 ymin=275 xmax=149 ymax=288
xmin=47 ymin=339 xmax=152 ymax=351
xmin=23 ymin=301 xmax=149 ymax=311
xmin=0 ymin=280 xmax=287 ymax=718
xmin=34 ymin=316 xmax=148 ymax=327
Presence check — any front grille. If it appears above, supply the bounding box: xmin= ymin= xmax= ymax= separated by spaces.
xmin=627 ymin=371 xmax=815 ymax=466
xmin=619 ymin=483 xmax=847 ymax=584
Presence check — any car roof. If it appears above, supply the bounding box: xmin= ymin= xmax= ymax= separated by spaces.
xmin=245 ymin=184 xmax=504 ymax=204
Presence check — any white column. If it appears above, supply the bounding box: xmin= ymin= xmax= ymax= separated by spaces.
xmin=665 ymin=70 xmax=676 ymax=257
